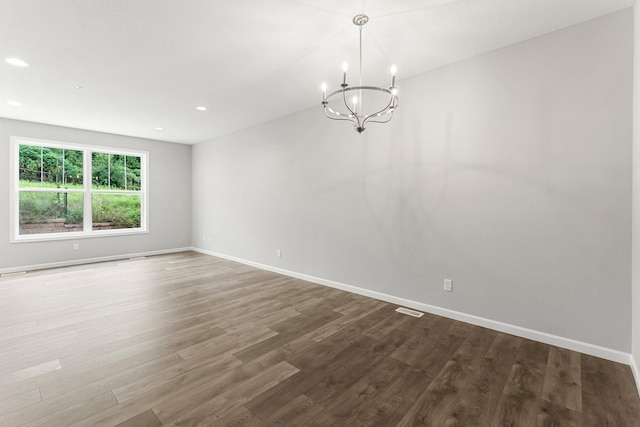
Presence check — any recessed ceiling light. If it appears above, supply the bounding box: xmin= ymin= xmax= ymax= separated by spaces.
xmin=154 ymin=127 xmax=164 ymax=131
xmin=196 ymin=106 xmax=207 ymax=111
xmin=6 ymin=100 xmax=22 ymax=106
xmin=6 ymin=58 xmax=29 ymax=67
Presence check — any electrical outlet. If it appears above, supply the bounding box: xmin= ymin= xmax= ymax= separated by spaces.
xmin=73 ymin=243 xmax=79 ymax=250
xmin=444 ymin=279 xmax=452 ymax=292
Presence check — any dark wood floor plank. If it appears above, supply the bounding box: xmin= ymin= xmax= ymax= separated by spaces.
xmin=390 ymin=315 xmax=455 ymax=366
xmin=394 ymin=320 xmax=477 ymax=381
xmin=363 ymin=308 xmax=420 ymax=340
xmin=232 ymin=311 xmax=343 ymax=364
xmin=114 ymin=409 xmax=162 ymax=427
xmin=541 ymin=346 xmax=582 ymax=412
xmin=177 ymin=326 xmax=276 ymax=360
xmin=246 ymin=339 xmax=373 ymax=419
xmin=151 ymin=351 xmax=292 ymax=424
xmin=614 ymin=362 xmax=640 ymax=402
xmin=326 ymin=356 xmax=411 ymax=424
xmin=0 ymin=251 xmax=637 ymax=426
xmin=491 ymin=339 xmax=549 ymax=427
xmin=299 ymin=409 xmax=338 ymax=427
xmin=344 ymin=365 xmax=425 ymax=427
xmin=581 ymin=353 xmax=626 ymax=398
xmin=259 ymin=394 xmax=324 ymax=426
xmin=306 ymin=299 xmax=388 ymax=342
xmin=295 ymin=304 xmax=398 ymax=352
xmin=442 ymin=332 xmax=523 ymax=426
xmin=207 ymin=405 xmax=261 ymax=427
xmin=537 ymin=399 xmax=582 ymax=427
xmin=396 ymin=327 xmax=497 ymax=426
xmin=159 ymin=361 xmax=299 ymax=426
xmin=581 ymin=390 xmax=639 ymax=427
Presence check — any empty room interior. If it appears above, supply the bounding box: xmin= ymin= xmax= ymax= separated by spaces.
xmin=3 ymin=0 xmax=640 ymax=425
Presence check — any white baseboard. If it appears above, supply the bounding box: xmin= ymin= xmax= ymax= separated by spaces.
xmin=193 ymin=247 xmax=633 ymax=367
xmin=0 ymin=247 xmax=192 ymax=275
xmin=632 ymin=355 xmax=640 ymax=396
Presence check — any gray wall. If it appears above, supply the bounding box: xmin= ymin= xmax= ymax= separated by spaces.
xmin=0 ymin=117 xmax=192 ymax=270
xmin=633 ymin=1 xmax=640 ymax=381
xmin=192 ymin=10 xmax=633 ymax=352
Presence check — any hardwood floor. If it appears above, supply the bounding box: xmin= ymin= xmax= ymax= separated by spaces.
xmin=0 ymin=251 xmax=639 ymax=426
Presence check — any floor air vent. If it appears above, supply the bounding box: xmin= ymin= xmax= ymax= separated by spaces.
xmin=395 ymin=307 xmax=424 ymax=318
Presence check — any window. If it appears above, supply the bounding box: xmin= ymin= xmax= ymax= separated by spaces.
xmin=10 ymin=136 xmax=148 ymax=241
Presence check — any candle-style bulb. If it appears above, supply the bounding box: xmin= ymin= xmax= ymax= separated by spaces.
xmin=390 ymin=64 xmax=397 ymax=75
xmin=342 ymin=62 xmax=348 ymax=85
xmin=321 ymin=83 xmax=327 ymax=92
xmin=352 ymin=96 xmax=358 ymax=105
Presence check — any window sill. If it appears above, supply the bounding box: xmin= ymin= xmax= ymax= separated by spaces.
xmin=10 ymin=228 xmax=149 ymax=243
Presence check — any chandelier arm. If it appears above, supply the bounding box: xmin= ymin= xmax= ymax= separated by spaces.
xmin=323 ymin=109 xmax=358 ymax=123
xmin=324 ymin=105 xmax=359 ymax=125
xmin=364 ymin=112 xmax=395 ymax=125
xmin=341 ymin=89 xmax=362 ymax=127
xmin=326 ymin=86 xmax=396 ymax=128
xmin=361 ymin=96 xmax=398 ymax=126
xmin=363 ymin=96 xmax=395 ymax=118
xmin=341 ymin=89 xmax=357 ymax=117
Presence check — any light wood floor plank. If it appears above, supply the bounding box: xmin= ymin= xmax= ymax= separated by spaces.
xmin=0 ymin=388 xmax=41 ymax=415
xmin=0 ymin=359 xmax=61 ymax=386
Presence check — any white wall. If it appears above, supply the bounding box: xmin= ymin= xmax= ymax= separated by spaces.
xmin=192 ymin=10 xmax=633 ymax=354
xmin=0 ymin=118 xmax=192 ymax=271
xmin=632 ymin=1 xmax=640 ymax=387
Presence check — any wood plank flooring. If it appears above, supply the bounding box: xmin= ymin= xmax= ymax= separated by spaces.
xmin=0 ymin=251 xmax=639 ymax=426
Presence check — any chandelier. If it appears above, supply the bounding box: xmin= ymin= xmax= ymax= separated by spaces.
xmin=321 ymin=14 xmax=398 ymax=133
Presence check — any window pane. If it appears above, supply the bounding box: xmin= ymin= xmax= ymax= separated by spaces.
xmin=92 ymin=152 xmax=110 ymax=190
xmin=109 ymin=154 xmax=125 ymax=190
xmin=19 ymin=145 xmax=83 ymax=188
xmin=92 ymin=194 xmax=141 ymax=230
xmin=19 ymin=192 xmax=84 ymax=235
xmin=62 ymin=148 xmax=84 ymax=187
xmin=92 ymin=153 xmax=141 ymax=191
xmin=125 ymin=155 xmax=141 ymax=191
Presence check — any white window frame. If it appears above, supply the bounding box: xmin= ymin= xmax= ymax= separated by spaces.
xmin=9 ymin=136 xmax=149 ymax=243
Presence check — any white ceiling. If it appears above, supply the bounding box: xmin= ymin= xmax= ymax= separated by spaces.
xmin=0 ymin=0 xmax=634 ymax=144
